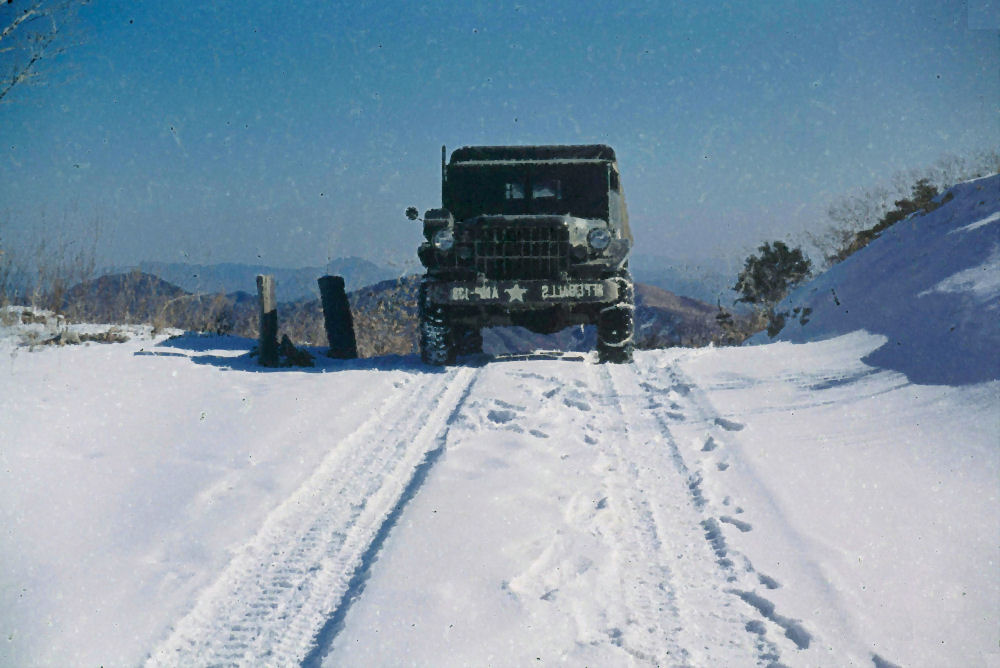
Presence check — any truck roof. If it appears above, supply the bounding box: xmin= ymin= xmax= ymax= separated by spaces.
xmin=449 ymin=144 xmax=617 ymax=164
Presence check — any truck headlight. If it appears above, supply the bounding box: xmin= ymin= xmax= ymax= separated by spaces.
xmin=432 ymin=229 xmax=455 ymax=251
xmin=587 ymin=228 xmax=611 ymax=251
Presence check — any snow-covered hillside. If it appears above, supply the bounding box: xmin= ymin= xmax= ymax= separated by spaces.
xmin=759 ymin=173 xmax=1000 ymax=385
xmin=1 ymin=175 xmax=997 ymax=667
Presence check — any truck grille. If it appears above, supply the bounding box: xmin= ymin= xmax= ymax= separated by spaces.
xmin=473 ymin=224 xmax=570 ymax=280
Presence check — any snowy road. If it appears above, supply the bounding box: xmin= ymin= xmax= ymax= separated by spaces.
xmin=3 ymin=333 xmax=996 ymax=667
xmin=113 ymin=340 xmax=986 ymax=668
xmin=142 ymin=352 xmax=803 ymax=666
xmin=321 ymin=355 xmax=825 ymax=666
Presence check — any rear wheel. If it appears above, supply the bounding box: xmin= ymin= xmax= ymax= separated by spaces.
xmin=418 ymin=281 xmax=455 ymax=366
xmin=597 ymin=272 xmax=634 ymax=364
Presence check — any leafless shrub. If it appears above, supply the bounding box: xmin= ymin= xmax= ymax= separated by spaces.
xmin=809 ymin=151 xmax=999 ymax=268
xmin=0 ymin=211 xmax=101 ymax=312
xmin=352 ymin=282 xmax=418 ymax=357
xmin=39 ymin=326 xmax=129 ymax=346
xmin=711 ymin=305 xmax=769 ymax=345
xmin=0 ymin=242 xmax=12 ymax=308
xmin=277 ymin=300 xmax=325 ymax=346
xmin=79 ymin=327 xmax=128 ymax=343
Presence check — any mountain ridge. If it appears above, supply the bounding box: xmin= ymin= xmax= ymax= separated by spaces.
xmin=128 ymin=258 xmax=397 ymax=301
xmin=59 ymin=271 xmax=724 ymax=356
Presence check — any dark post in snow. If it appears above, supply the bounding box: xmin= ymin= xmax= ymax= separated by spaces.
xmin=257 ymin=274 xmax=279 ymax=367
xmin=318 ymin=275 xmax=358 ymax=359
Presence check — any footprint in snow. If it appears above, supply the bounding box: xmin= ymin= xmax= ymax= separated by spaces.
xmin=671 ymin=382 xmax=692 ymax=396
xmin=563 ymin=396 xmax=591 ymax=411
xmin=640 ymin=381 xmax=667 ymax=393
xmin=720 ymin=515 xmax=753 ymax=532
xmin=715 ymin=417 xmax=745 ymax=431
xmin=702 ymin=436 xmax=718 ymax=452
xmin=487 ymin=409 xmax=518 ymax=424
xmin=758 ymin=573 xmax=781 ymax=589
xmin=732 ymin=590 xmax=812 ymax=650
xmin=499 ymin=580 xmax=519 ymax=601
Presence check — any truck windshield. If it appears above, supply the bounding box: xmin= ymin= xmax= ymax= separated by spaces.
xmin=444 ymin=162 xmax=610 ymax=221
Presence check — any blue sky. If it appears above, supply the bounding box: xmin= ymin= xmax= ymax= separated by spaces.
xmin=1 ymin=0 xmax=997 ymax=274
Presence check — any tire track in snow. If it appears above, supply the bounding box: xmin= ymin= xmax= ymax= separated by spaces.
xmin=578 ymin=360 xmax=685 ymax=663
xmin=597 ymin=361 xmax=764 ymax=665
xmin=302 ymin=367 xmax=481 ymax=666
xmin=146 ymin=366 xmax=478 ymax=667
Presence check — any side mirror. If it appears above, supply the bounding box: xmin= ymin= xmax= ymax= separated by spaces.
xmin=405 ymin=206 xmax=420 ymax=221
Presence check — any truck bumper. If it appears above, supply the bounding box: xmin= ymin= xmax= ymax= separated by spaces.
xmin=425 ymin=278 xmax=619 ymax=307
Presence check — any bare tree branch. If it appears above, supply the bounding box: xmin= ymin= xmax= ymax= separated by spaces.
xmin=0 ymin=6 xmax=40 ymax=45
xmin=0 ymin=0 xmax=85 ymax=103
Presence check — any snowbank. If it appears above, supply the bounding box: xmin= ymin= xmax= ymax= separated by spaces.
xmin=758 ymin=173 xmax=1000 ymax=385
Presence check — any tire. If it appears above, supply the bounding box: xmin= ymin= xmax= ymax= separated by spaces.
xmin=597 ymin=272 xmax=634 ymax=364
xmin=454 ymin=325 xmax=483 ymax=356
xmin=418 ymin=281 xmax=455 ymax=365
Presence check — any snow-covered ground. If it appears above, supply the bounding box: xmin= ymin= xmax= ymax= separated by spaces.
xmin=1 ymin=175 xmax=997 ymax=667
xmin=324 ymin=338 xmax=998 ymax=667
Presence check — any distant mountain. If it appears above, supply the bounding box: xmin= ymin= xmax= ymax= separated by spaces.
xmin=62 ymin=272 xmax=189 ymax=324
xmin=634 ymin=283 xmax=721 ymax=347
xmin=629 ymin=254 xmax=740 ymax=306
xmin=133 ymin=259 xmax=396 ymax=302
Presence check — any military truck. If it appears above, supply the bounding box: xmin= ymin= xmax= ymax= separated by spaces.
xmin=408 ymin=144 xmax=634 ymax=365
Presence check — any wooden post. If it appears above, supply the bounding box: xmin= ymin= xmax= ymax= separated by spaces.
xmin=257 ymin=274 xmax=279 ymax=366
xmin=318 ymin=275 xmax=358 ymax=359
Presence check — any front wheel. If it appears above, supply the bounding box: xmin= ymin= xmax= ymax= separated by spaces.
xmin=418 ymin=281 xmax=455 ymax=366
xmin=597 ymin=272 xmax=634 ymax=363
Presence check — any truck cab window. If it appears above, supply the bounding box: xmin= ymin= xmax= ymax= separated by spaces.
xmin=532 ymin=179 xmax=561 ymax=200
xmin=505 ymin=182 xmax=525 ymax=200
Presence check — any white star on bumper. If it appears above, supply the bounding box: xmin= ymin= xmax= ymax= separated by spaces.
xmin=506 ymin=284 xmax=526 ymax=302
